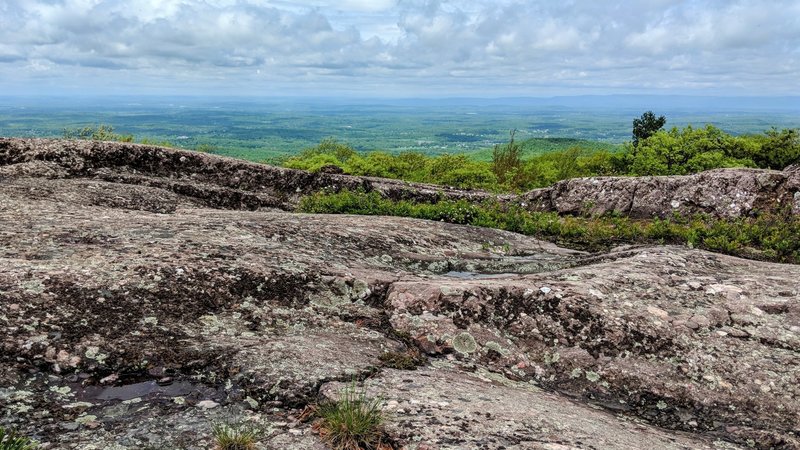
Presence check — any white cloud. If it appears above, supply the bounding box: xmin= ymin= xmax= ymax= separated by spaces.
xmin=0 ymin=0 xmax=798 ymax=96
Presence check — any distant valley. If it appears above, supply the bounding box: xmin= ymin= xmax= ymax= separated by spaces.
xmin=1 ymin=95 xmax=798 ymax=162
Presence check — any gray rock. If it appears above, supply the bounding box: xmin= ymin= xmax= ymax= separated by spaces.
xmin=523 ymin=168 xmax=797 ymax=218
xmin=1 ymin=139 xmax=798 ymax=449
xmin=322 ymin=366 xmax=744 ymax=449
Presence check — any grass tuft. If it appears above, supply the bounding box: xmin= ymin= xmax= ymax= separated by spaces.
xmin=0 ymin=427 xmax=37 ymax=450
xmin=315 ymin=384 xmax=388 ymax=450
xmin=211 ymin=420 xmax=260 ymax=450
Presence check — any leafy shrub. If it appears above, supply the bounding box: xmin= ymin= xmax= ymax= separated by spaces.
xmin=752 ymin=128 xmax=800 ymax=169
xmin=63 ymin=124 xmax=133 ymax=143
xmin=285 ymin=153 xmax=344 ymax=173
xmin=624 ymin=124 xmax=798 ymax=175
xmin=282 ymin=123 xmax=799 ymax=193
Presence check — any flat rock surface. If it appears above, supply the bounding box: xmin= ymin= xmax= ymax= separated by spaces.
xmin=323 ymin=365 xmax=742 ymax=450
xmin=1 ymin=140 xmax=798 ymax=449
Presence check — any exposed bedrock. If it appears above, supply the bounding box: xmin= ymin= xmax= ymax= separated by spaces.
xmin=0 ymin=139 xmax=798 ymax=449
xmin=523 ymin=168 xmax=800 ymax=218
xmin=2 ymin=137 xmax=799 ymax=218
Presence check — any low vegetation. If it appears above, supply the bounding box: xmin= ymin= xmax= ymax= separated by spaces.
xmin=0 ymin=428 xmax=37 ymax=450
xmin=210 ymin=420 xmax=260 ymax=450
xmin=314 ymin=384 xmax=388 ymax=450
xmin=62 ymin=124 xmax=196 ymax=151
xmin=62 ymin=124 xmax=133 ymax=143
xmin=283 ymin=119 xmax=799 ymax=192
xmin=59 ymin=116 xmax=800 ymax=264
xmin=378 ymin=349 xmax=425 ymax=370
xmin=299 ymin=189 xmax=800 ymax=264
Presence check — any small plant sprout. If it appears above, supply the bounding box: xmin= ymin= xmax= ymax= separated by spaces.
xmin=315 ymin=383 xmax=388 ymax=450
xmin=0 ymin=427 xmax=38 ymax=450
xmin=211 ymin=420 xmax=260 ymax=450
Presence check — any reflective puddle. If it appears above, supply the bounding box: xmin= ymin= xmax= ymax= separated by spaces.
xmin=443 ymin=271 xmax=519 ymax=280
xmin=77 ymin=380 xmax=200 ymax=401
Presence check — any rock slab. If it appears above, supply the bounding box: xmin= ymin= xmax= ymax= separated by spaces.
xmin=1 ymin=139 xmax=798 ymax=449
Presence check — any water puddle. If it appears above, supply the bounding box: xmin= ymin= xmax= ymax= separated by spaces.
xmin=77 ymin=380 xmax=201 ymax=402
xmin=444 ymin=271 xmax=519 ymax=280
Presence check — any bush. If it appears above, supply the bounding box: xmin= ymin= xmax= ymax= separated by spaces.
xmin=62 ymin=124 xmax=133 ymax=143
xmin=625 ymin=124 xmax=797 ymax=175
xmin=285 ymin=153 xmax=343 ymax=173
xmin=282 ymin=125 xmax=799 ymax=193
xmin=752 ymin=128 xmax=800 ymax=169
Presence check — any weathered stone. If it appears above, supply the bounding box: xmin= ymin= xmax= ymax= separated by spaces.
xmin=1 ymin=139 xmax=798 ymax=449
xmin=523 ymin=168 xmax=797 ymax=218
xmin=385 ymin=247 xmax=800 ymax=448
xmin=321 ymin=366 xmax=744 ymax=450
xmin=2 ymin=138 xmax=798 ymax=218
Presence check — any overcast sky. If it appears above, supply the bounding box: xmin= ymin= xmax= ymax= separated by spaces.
xmin=2 ymin=0 xmax=799 ymax=97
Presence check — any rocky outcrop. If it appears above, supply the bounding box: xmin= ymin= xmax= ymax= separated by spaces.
xmin=0 ymin=138 xmax=495 ymax=212
xmin=1 ymin=140 xmax=798 ymax=449
xmin=2 ymin=138 xmax=798 ymax=219
xmin=524 ymin=168 xmax=799 ymax=218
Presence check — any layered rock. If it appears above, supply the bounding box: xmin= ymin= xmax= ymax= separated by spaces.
xmin=1 ymin=139 xmax=798 ymax=449
xmin=524 ymin=168 xmax=799 ymax=218
xmin=2 ymin=137 xmax=799 ymax=218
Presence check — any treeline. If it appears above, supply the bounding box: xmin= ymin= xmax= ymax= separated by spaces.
xmin=282 ymin=121 xmax=800 ymax=192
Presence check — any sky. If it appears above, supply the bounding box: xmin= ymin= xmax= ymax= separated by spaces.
xmin=1 ymin=0 xmax=799 ymax=98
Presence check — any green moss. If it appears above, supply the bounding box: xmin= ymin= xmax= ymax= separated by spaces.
xmin=585 ymin=371 xmax=601 ymax=382
xmin=484 ymin=341 xmax=508 ymax=357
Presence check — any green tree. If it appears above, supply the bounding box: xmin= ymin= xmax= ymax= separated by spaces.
xmin=628 ymin=125 xmax=756 ymax=176
xmin=632 ymin=111 xmax=666 ymax=147
xmin=752 ymin=128 xmax=800 ymax=169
